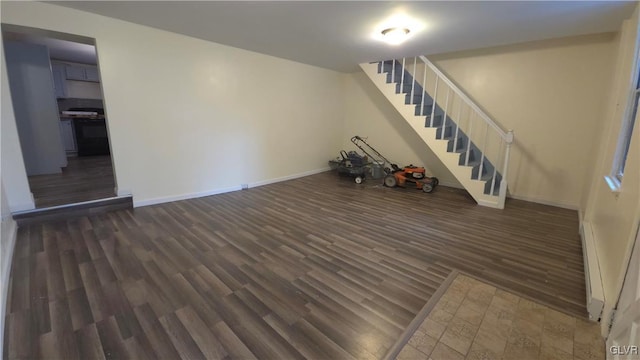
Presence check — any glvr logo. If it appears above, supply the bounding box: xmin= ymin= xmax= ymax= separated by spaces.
xmin=610 ymin=345 xmax=639 ymax=355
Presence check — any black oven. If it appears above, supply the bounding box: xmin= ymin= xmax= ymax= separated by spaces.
xmin=69 ymin=108 xmax=111 ymax=157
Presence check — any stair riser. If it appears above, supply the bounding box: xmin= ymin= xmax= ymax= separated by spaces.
xmin=436 ymin=126 xmax=453 ymax=140
xmin=414 ymin=105 xmax=435 ymax=116
xmin=364 ymin=61 xmax=506 ymax=202
xmin=456 ymin=147 xmax=476 ymax=163
xmin=448 ymin=138 xmax=467 ymax=153
xmin=471 ymin=163 xmax=490 ymax=179
xmin=395 ymin=81 xmax=422 ymax=91
xmin=424 ymin=115 xmax=444 ymax=128
xmin=406 ymin=93 xmax=431 ymax=105
xmin=484 ymin=174 xmax=502 ymax=196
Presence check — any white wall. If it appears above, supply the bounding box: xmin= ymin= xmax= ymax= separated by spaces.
xmin=425 ymin=33 xmax=616 ymax=209
xmin=1 ymin=38 xmax=34 ymax=212
xmin=1 ymin=1 xmax=345 ymax=207
xmin=344 ymin=34 xmax=616 ymax=208
xmin=0 ymin=180 xmax=18 ymax=359
xmin=4 ymin=41 xmax=67 ymax=175
xmin=581 ymin=6 xmax=640 ymax=335
xmin=0 ymin=39 xmax=27 ymax=358
xmin=343 ymin=72 xmax=460 ymax=187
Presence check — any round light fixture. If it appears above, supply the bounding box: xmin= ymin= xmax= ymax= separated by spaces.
xmin=381 ymin=27 xmax=410 ymax=45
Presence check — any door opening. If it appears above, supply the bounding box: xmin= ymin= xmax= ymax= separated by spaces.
xmin=607 ymin=223 xmax=640 ymax=359
xmin=2 ymin=25 xmax=117 ymax=208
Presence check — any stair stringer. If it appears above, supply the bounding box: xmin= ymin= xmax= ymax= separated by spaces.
xmin=360 ymin=62 xmax=502 ymax=208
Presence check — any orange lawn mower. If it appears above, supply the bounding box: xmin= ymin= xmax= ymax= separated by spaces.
xmin=383 ymin=164 xmax=439 ymax=193
xmin=350 ymin=136 xmax=439 ymax=193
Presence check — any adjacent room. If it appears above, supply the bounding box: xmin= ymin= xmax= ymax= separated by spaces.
xmin=3 ymin=28 xmax=115 ymax=209
xmin=1 ymin=1 xmax=639 ymax=359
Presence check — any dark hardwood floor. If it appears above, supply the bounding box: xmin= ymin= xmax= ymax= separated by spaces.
xmin=4 ymin=172 xmax=586 ymax=359
xmin=28 ymin=156 xmax=115 ymax=209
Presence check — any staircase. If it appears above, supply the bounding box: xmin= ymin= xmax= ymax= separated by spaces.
xmin=360 ymin=57 xmax=513 ymax=209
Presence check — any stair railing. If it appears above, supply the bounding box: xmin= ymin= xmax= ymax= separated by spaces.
xmin=392 ymin=56 xmax=514 ymax=206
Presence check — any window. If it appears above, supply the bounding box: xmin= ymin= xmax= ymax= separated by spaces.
xmin=611 ymin=47 xmax=640 ymax=188
xmin=616 ymin=75 xmax=639 ymax=180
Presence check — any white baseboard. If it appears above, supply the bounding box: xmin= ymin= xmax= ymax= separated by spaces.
xmin=133 ymin=167 xmax=332 ymax=208
xmin=578 ymin=209 xmax=584 ymax=233
xmin=436 ymin=180 xmax=463 ymax=189
xmin=507 ymin=193 xmax=579 ymax=210
xmin=249 ymin=167 xmax=331 ymax=188
xmin=1 ymin=217 xmax=18 ymax=358
xmin=133 ymin=185 xmax=243 ymax=208
xmin=435 ymin=184 xmax=578 ymax=210
xmin=12 ymin=196 xmax=130 ymax=215
xmin=580 ymin=221 xmax=605 ymax=321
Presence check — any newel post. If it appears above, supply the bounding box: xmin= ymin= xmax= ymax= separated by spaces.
xmin=498 ymin=130 xmax=514 ymax=209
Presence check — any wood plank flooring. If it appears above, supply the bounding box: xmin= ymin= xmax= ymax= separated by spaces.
xmin=27 ymin=156 xmax=115 ymax=209
xmin=4 ymin=172 xmax=587 ymax=359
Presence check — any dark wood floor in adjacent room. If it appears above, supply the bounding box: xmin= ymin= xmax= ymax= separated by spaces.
xmin=4 ymin=172 xmax=586 ymax=359
xmin=28 ymin=155 xmax=115 ymax=208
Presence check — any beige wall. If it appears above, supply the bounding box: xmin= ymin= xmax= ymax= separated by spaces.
xmin=343 ymin=72 xmax=460 ymax=187
xmin=426 ymin=33 xmax=616 ymax=208
xmin=0 ymin=39 xmax=33 ymax=211
xmin=0 ymin=180 xmax=18 ymax=358
xmin=1 ymin=1 xmax=345 ymax=207
xmin=582 ymin=6 xmax=640 ymax=334
xmin=3 ymin=1 xmax=639 ymax=337
xmin=1 ymin=42 xmax=24 ymax=358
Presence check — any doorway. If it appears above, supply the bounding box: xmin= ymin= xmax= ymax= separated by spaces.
xmin=607 ymin=223 xmax=640 ymax=359
xmin=2 ymin=25 xmax=116 ymax=209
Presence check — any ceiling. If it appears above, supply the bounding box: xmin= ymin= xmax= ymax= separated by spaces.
xmin=3 ymin=31 xmax=97 ymax=65
xmin=52 ymin=1 xmax=636 ymax=72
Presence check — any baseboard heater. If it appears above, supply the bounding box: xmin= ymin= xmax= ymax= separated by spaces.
xmin=580 ymin=221 xmax=605 ymax=321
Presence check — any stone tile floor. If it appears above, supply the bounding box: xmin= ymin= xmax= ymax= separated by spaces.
xmin=396 ymin=274 xmax=605 ymax=360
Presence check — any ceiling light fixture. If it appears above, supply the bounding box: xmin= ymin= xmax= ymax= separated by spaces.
xmin=381 ymin=27 xmax=411 ymax=45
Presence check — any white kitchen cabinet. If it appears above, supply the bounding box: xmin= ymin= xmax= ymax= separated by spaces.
xmin=84 ymin=67 xmax=100 ymax=82
xmin=65 ymin=64 xmax=100 ymax=82
xmin=51 ymin=63 xmax=67 ymax=98
xmin=65 ymin=65 xmax=86 ymax=81
xmin=59 ymin=119 xmax=77 ymax=153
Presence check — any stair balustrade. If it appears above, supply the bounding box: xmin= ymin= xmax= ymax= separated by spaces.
xmin=362 ymin=57 xmax=514 ymax=209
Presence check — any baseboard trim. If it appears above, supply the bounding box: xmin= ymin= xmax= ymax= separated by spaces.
xmin=580 ymin=221 xmax=605 ymax=322
xmin=12 ymin=196 xmax=127 ymax=215
xmin=435 ymin=180 xmax=463 ymax=189
xmin=134 ymin=167 xmax=332 ymax=208
xmin=13 ymin=196 xmax=133 ymax=226
xmin=0 ymin=217 xmax=18 ymax=358
xmin=134 ymin=185 xmax=242 ymax=208
xmin=249 ymin=167 xmax=331 ymax=188
xmin=578 ymin=209 xmax=584 ymax=233
xmin=508 ymin=193 xmax=579 ymax=210
xmin=477 ymin=198 xmax=502 ymax=209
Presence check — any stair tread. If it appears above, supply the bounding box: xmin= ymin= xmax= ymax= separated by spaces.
xmin=463 ymin=160 xmax=482 ymax=167
xmin=452 ymin=147 xmax=470 ymax=154
xmin=478 ymin=174 xmax=496 ymax=182
xmin=369 ymin=61 xmax=508 ymax=206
